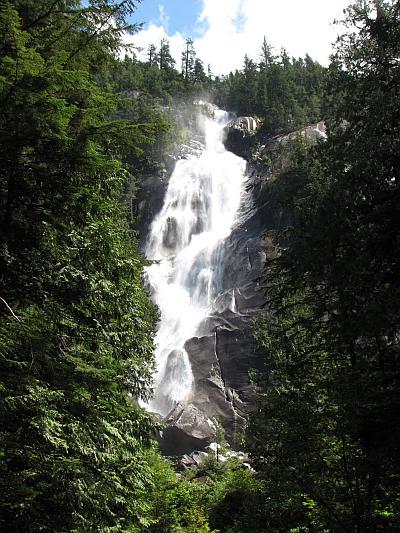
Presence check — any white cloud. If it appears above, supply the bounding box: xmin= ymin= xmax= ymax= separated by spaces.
xmin=131 ymin=0 xmax=350 ymax=75
xmin=198 ymin=0 xmax=243 ymax=30
xmin=129 ymin=24 xmax=185 ymax=66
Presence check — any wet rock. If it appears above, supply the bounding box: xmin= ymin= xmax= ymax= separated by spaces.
xmin=138 ymin=112 xmax=326 ymax=456
xmin=225 ymin=116 xmax=258 ymax=135
xmin=184 ymin=334 xmax=245 ymax=446
xmin=133 ymin=171 xmax=170 ymax=247
xmin=132 ymin=133 xmax=205 ymax=247
xmin=193 ymin=100 xmax=218 ymax=118
xmin=151 ymin=349 xmax=190 ymax=416
xmin=158 ymin=332 xmax=249 ymax=454
xmin=223 ymin=116 xmax=259 ymax=158
xmin=162 ymin=216 xmax=178 ymax=249
xmin=159 ymin=403 xmax=215 ymax=456
xmin=167 ymin=137 xmax=205 ymax=170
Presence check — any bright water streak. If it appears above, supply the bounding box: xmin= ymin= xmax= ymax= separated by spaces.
xmin=145 ymin=109 xmax=246 ymax=416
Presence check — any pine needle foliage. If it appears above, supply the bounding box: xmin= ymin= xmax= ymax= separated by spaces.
xmin=0 ymin=1 xmax=160 ymax=530
xmin=249 ymin=1 xmax=400 ymax=531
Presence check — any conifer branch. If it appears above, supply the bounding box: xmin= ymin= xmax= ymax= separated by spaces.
xmin=22 ymin=0 xmax=60 ymax=31
xmin=0 ymin=297 xmax=20 ymax=321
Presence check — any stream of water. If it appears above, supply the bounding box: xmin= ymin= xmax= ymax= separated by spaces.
xmin=145 ymin=108 xmax=247 ymax=416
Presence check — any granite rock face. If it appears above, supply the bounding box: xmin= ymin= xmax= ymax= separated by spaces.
xmin=137 ymin=114 xmax=325 ymax=454
xmin=160 ymin=403 xmax=215 ymax=456
xmin=223 ymin=116 xmax=259 ymax=159
xmin=133 ymin=135 xmax=206 ymax=248
xmin=148 ymin=162 xmax=277 ymax=454
xmin=158 ymin=331 xmax=247 ymax=454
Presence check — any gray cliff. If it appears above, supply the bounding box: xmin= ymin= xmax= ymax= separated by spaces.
xmin=134 ymin=112 xmax=325 ymax=455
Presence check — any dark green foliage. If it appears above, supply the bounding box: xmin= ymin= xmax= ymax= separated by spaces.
xmin=140 ymin=451 xmax=213 ymax=533
xmin=105 ymin=38 xmax=212 ymax=105
xmin=156 ymin=454 xmax=266 ymax=533
xmin=2 ymin=0 xmax=400 ymax=530
xmin=0 ymin=1 xmax=160 ymax=530
xmin=214 ymin=41 xmax=325 ymax=136
xmin=205 ymin=459 xmax=264 ymax=533
xmin=181 ymin=38 xmax=195 ymax=83
xmin=249 ymin=1 xmax=400 ymax=531
xmin=101 ymin=34 xmax=324 ymax=139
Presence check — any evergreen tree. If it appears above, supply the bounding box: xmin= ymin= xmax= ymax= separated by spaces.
xmin=0 ymin=2 xmax=161 ymax=530
xmin=158 ymin=37 xmax=175 ymax=71
xmin=193 ymin=57 xmax=207 ymax=84
xmin=249 ymin=1 xmax=400 ymax=530
xmin=214 ymin=37 xmax=325 ymax=135
xmin=260 ymin=36 xmax=275 ymax=68
xmin=181 ymin=37 xmax=196 ymax=83
xmin=147 ymin=43 xmax=157 ymax=66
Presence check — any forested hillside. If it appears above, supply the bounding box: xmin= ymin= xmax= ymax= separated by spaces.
xmin=214 ymin=42 xmax=325 ymax=135
xmin=249 ymin=1 xmax=400 ymax=530
xmin=0 ymin=0 xmax=399 ymax=532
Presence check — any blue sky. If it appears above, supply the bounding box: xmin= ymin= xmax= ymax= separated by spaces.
xmin=129 ymin=1 xmax=351 ymax=75
xmin=134 ymin=0 xmax=203 ymax=36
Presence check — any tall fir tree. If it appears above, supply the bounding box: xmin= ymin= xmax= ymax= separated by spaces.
xmin=249 ymin=1 xmax=400 ymax=531
xmin=0 ymin=2 xmax=162 ymax=530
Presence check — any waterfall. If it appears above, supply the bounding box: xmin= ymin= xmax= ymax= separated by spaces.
xmin=145 ymin=107 xmax=247 ymax=416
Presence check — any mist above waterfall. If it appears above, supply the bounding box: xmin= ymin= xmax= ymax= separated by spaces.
xmin=144 ymin=107 xmax=247 ymax=416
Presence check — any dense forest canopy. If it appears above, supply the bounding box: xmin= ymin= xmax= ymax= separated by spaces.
xmin=0 ymin=0 xmax=399 ymax=531
xmin=249 ymin=1 xmax=400 ymax=530
xmin=107 ymin=34 xmax=326 ymax=136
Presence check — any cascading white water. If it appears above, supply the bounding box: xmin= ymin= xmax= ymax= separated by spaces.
xmin=145 ymin=108 xmax=246 ymax=416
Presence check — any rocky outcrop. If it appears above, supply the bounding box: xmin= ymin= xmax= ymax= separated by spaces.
xmin=255 ymin=121 xmax=326 ymax=163
xmin=132 ymin=172 xmax=170 ymax=247
xmin=223 ymin=116 xmax=259 ymax=159
xmin=160 ymin=403 xmax=215 ymax=456
xmin=137 ymin=111 xmax=325 ymax=455
xmin=134 ymin=136 xmax=206 ymax=247
xmin=158 ymin=332 xmax=246 ymax=454
xmin=168 ymin=445 xmax=253 ymax=472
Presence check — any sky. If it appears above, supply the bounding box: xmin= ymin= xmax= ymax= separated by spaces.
xmin=128 ymin=0 xmax=351 ymax=75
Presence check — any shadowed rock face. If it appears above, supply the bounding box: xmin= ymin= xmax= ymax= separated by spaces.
xmin=150 ymin=157 xmax=275 ymax=454
xmin=160 ymin=403 xmax=215 ymax=456
xmin=136 ymin=113 xmax=324 ymax=454
xmin=134 ymin=136 xmax=206 ymax=249
xmin=223 ymin=116 xmax=259 ymax=159
xmin=159 ymin=334 xmax=240 ymax=455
